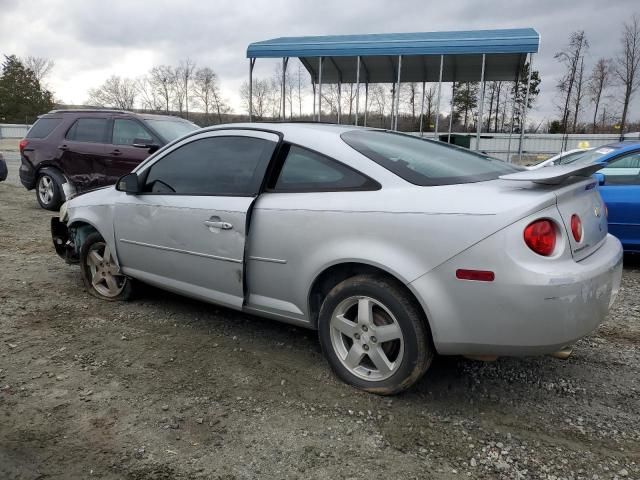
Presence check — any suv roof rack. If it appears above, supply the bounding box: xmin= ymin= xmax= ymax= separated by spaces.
xmin=48 ymin=108 xmax=131 ymax=114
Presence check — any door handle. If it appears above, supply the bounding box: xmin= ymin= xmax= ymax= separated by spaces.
xmin=58 ymin=144 xmax=69 ymax=151
xmin=204 ymin=220 xmax=233 ymax=230
xmin=109 ymin=149 xmax=123 ymax=156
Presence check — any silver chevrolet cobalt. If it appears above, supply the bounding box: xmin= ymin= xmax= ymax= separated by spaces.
xmin=52 ymin=124 xmax=623 ymax=395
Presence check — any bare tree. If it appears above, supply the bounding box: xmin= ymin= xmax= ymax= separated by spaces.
xmin=149 ymin=65 xmax=173 ymax=113
xmin=421 ymin=85 xmax=436 ymax=131
xmin=87 ymin=75 xmax=137 ymax=109
xmin=193 ymin=67 xmax=228 ymax=123
xmin=571 ymin=56 xmax=587 ymax=132
xmin=403 ymin=83 xmax=419 ymax=122
xmin=555 ymin=31 xmax=589 ymax=135
xmin=22 ymin=56 xmax=54 ymax=83
xmin=175 ymin=58 xmax=196 ymax=119
xmin=136 ymin=76 xmax=162 ymax=111
xmin=614 ymin=14 xmax=640 ymax=135
xmin=240 ymin=78 xmax=270 ymax=119
xmin=370 ymin=84 xmax=390 ymax=127
xmin=588 ymin=58 xmax=612 ymax=133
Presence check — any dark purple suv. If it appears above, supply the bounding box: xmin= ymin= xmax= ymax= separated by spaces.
xmin=19 ymin=109 xmax=199 ymax=210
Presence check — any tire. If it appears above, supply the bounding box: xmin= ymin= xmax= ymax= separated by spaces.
xmin=318 ymin=274 xmax=433 ymax=395
xmin=36 ymin=170 xmax=64 ymax=211
xmin=80 ymin=232 xmax=132 ymax=301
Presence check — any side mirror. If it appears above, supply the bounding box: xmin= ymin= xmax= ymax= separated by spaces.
xmin=593 ymin=172 xmax=606 ymax=186
xmin=116 ymin=172 xmax=141 ymax=194
xmin=132 ymin=141 xmax=160 ymax=154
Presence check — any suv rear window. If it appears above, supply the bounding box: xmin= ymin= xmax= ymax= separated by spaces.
xmin=341 ymin=130 xmax=521 ymax=186
xmin=26 ymin=118 xmax=62 ymax=138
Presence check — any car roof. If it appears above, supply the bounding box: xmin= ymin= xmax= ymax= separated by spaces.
xmin=41 ymin=109 xmax=189 ymax=121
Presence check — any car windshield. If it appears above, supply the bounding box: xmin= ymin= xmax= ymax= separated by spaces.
xmin=565 ymin=146 xmax=623 ymax=166
xmin=145 ymin=119 xmax=199 ymax=142
xmin=341 ymin=130 xmax=521 ymax=186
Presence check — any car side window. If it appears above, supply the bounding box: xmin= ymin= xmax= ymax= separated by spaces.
xmin=273 ymin=145 xmax=379 ymax=192
xmin=112 ymin=119 xmax=154 ymax=145
xmin=66 ymin=118 xmax=109 ymax=143
xmin=600 ymin=152 xmax=640 ymax=186
xmin=143 ymin=136 xmax=275 ymax=195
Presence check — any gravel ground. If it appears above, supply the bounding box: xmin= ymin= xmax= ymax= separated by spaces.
xmin=0 ymin=156 xmax=639 ymax=480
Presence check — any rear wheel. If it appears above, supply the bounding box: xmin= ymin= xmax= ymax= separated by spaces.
xmin=318 ymin=274 xmax=433 ymax=395
xmin=80 ymin=232 xmax=132 ymax=301
xmin=36 ymin=171 xmax=64 ymax=210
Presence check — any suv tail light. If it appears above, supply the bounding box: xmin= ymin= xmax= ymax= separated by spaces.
xmin=19 ymin=139 xmax=28 ymax=152
xmin=570 ymin=214 xmax=582 ymax=242
xmin=524 ymin=219 xmax=556 ymax=256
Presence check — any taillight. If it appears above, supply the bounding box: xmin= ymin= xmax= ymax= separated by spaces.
xmin=604 ymin=203 xmax=608 ymax=219
xmin=570 ymin=214 xmax=582 ymax=242
xmin=524 ymin=219 xmax=556 ymax=256
xmin=19 ymin=139 xmax=28 ymax=152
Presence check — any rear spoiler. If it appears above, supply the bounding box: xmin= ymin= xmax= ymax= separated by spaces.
xmin=499 ymin=163 xmax=604 ymax=185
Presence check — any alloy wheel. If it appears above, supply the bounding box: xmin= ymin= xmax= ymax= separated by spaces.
xmin=329 ymin=296 xmax=404 ymax=381
xmin=38 ymin=175 xmax=54 ymax=205
xmin=85 ymin=241 xmax=126 ymax=297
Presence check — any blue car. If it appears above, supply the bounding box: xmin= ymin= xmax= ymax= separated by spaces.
xmin=568 ymin=141 xmax=640 ymax=253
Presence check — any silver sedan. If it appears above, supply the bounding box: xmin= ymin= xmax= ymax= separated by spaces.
xmin=51 ymin=124 xmax=623 ymax=395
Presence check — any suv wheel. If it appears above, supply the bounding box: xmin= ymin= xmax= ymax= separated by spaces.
xmin=318 ymin=274 xmax=433 ymax=395
xmin=80 ymin=232 xmax=132 ymax=301
xmin=36 ymin=171 xmax=64 ymax=210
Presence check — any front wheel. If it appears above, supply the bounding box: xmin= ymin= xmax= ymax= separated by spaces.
xmin=80 ymin=232 xmax=132 ymax=301
xmin=318 ymin=274 xmax=433 ymax=395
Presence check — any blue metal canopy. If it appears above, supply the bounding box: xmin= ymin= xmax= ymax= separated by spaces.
xmin=247 ymin=28 xmax=539 ymax=58
xmin=247 ymin=28 xmax=540 ymax=83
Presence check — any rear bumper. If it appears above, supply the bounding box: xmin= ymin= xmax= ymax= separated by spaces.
xmin=411 ymin=233 xmax=623 ymax=356
xmin=19 ymin=157 xmax=36 ymax=189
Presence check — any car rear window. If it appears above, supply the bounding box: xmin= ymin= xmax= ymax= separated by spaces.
xmin=26 ymin=118 xmax=62 ymax=138
xmin=341 ymin=130 xmax=521 ymax=186
xmin=144 ymin=119 xmax=199 ymax=142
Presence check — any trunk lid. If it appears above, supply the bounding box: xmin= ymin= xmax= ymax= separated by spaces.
xmin=501 ymin=164 xmax=608 ymax=261
xmin=553 ymin=179 xmax=608 ymax=261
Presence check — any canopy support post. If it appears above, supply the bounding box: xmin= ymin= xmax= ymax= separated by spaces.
xmin=337 ymin=82 xmax=342 ymax=124
xmin=475 ymin=54 xmax=486 ymax=151
xmin=318 ymin=57 xmax=323 ymax=122
xmin=419 ymin=81 xmax=426 ymax=136
xmin=434 ymin=54 xmax=444 ymax=139
xmin=281 ymin=57 xmax=289 ymax=121
xmin=364 ymin=82 xmax=369 ymax=127
xmin=518 ymin=53 xmax=533 ymax=160
xmin=248 ymin=58 xmax=255 ymax=122
xmin=506 ymin=63 xmax=522 ymax=162
xmin=448 ymin=82 xmax=456 ymax=144
xmin=355 ymin=56 xmax=361 ymax=126
xmin=312 ymin=81 xmax=316 ymax=119
xmin=394 ymin=55 xmax=402 ymax=130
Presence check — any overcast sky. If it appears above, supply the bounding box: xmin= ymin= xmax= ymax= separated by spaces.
xmin=1 ymin=0 xmax=638 ymax=125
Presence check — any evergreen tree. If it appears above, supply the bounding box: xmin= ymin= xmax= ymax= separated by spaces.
xmin=0 ymin=55 xmax=54 ymax=123
xmin=511 ymin=62 xmax=541 ymax=132
xmin=452 ymin=82 xmax=479 ymax=131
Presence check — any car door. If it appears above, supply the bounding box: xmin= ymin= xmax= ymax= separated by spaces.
xmin=598 ymin=151 xmax=640 ymax=251
xmin=58 ymin=117 xmax=110 ymax=190
xmin=105 ymin=116 xmax=159 ymax=185
xmin=113 ymin=130 xmax=279 ymax=308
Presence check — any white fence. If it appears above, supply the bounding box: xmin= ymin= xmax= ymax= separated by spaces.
xmin=0 ymin=124 xmax=30 ymax=139
xmin=471 ymin=133 xmax=640 ymax=161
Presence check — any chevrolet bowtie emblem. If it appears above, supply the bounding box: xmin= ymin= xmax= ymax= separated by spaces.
xmin=594 ymin=206 xmax=601 ymax=218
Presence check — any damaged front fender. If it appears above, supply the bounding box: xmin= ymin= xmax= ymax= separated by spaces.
xmin=51 ymin=217 xmax=78 ymax=264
